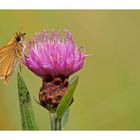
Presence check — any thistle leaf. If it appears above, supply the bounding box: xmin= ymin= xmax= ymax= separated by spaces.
xmin=62 ymin=108 xmax=70 ymax=128
xmin=17 ymin=72 xmax=38 ymax=130
xmin=56 ymin=75 xmax=79 ymax=119
xmin=68 ymin=74 xmax=78 ymax=85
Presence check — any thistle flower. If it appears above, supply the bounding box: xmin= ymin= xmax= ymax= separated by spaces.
xmin=24 ymin=30 xmax=86 ymax=111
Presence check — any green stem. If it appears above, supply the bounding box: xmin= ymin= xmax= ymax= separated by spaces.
xmin=59 ymin=118 xmax=62 ymax=130
xmin=49 ymin=112 xmax=62 ymax=130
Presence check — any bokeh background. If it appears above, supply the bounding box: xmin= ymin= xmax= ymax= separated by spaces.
xmin=0 ymin=10 xmax=140 ymax=130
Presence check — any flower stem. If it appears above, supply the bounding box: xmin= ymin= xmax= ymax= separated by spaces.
xmin=49 ymin=112 xmax=62 ymax=130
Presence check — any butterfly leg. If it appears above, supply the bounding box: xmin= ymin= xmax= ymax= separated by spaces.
xmin=14 ymin=48 xmax=25 ymax=63
xmin=14 ymin=48 xmax=25 ymax=74
xmin=19 ymin=63 xmax=22 ymax=73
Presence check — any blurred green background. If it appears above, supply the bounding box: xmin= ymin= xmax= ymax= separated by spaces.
xmin=0 ymin=10 xmax=140 ymax=130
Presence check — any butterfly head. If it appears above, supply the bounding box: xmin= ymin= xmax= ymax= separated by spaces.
xmin=15 ymin=32 xmax=26 ymax=42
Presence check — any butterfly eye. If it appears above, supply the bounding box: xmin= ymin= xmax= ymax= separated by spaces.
xmin=16 ymin=36 xmax=21 ymax=42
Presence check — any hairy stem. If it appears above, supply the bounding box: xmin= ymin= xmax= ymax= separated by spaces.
xmin=49 ymin=112 xmax=62 ymax=130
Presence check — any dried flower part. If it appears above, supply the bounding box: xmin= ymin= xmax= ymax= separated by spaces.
xmin=39 ymin=75 xmax=73 ymax=111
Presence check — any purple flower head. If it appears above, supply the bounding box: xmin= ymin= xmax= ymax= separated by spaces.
xmin=24 ymin=30 xmax=86 ymax=79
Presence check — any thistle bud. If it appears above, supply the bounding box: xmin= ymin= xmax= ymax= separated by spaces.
xmin=24 ymin=30 xmax=85 ymax=111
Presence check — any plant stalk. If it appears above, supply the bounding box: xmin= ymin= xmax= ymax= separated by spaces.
xmin=49 ymin=112 xmax=62 ymax=130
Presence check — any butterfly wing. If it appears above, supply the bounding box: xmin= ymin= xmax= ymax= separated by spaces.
xmin=0 ymin=43 xmax=18 ymax=82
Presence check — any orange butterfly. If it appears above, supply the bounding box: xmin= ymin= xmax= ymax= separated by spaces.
xmin=0 ymin=32 xmax=26 ymax=83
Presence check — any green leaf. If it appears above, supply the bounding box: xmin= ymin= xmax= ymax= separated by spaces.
xmin=68 ymin=74 xmax=78 ymax=85
xmin=17 ymin=72 xmax=38 ymax=130
xmin=56 ymin=75 xmax=79 ymax=119
xmin=62 ymin=108 xmax=70 ymax=128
